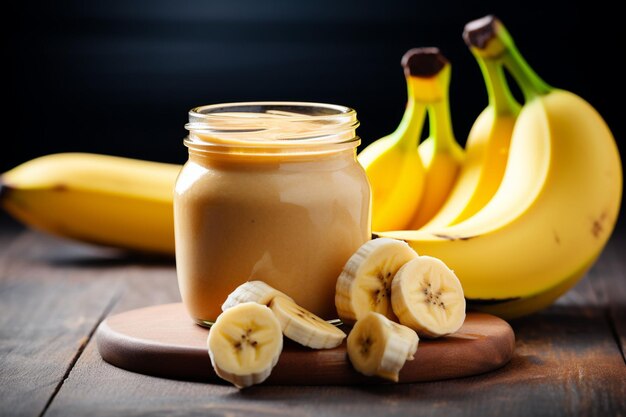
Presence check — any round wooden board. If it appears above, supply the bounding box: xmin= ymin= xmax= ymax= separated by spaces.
xmin=96 ymin=303 xmax=515 ymax=385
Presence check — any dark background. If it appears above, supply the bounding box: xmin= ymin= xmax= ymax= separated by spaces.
xmin=4 ymin=0 xmax=625 ymax=165
xmin=3 ymin=0 xmax=625 ymax=228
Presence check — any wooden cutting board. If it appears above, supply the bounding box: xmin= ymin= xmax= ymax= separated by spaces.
xmin=96 ymin=303 xmax=515 ymax=385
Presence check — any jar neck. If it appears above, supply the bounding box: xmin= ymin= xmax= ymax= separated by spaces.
xmin=187 ymin=144 xmax=359 ymax=166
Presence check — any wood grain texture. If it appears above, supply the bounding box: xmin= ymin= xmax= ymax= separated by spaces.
xmin=0 ymin=232 xmax=121 ymax=417
xmin=592 ymin=235 xmax=626 ymax=363
xmin=0 ymin=228 xmax=179 ymax=417
xmin=46 ymin=300 xmax=626 ymax=417
xmin=0 ymin=228 xmax=624 ymax=417
xmin=96 ymin=304 xmax=514 ymax=384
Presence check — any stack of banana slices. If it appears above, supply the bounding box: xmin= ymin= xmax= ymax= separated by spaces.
xmin=208 ymin=237 xmax=465 ymax=388
xmin=338 ymin=238 xmax=465 ymax=380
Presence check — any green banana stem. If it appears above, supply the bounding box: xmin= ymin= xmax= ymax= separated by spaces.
xmin=427 ymin=96 xmax=457 ymax=153
xmin=423 ymin=59 xmax=458 ymax=152
xmin=394 ymin=84 xmax=428 ymax=150
xmin=464 ymin=16 xmax=553 ymax=100
xmin=500 ymin=38 xmax=552 ymax=100
xmin=475 ymin=58 xmax=520 ymax=116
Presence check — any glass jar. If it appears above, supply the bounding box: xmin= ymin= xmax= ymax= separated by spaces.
xmin=174 ymin=102 xmax=371 ymax=325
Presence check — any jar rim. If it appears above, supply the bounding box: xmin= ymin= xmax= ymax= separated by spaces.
xmin=184 ymin=101 xmax=360 ymax=154
xmin=189 ymin=101 xmax=357 ymax=123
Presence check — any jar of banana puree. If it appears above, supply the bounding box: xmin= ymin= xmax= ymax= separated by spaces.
xmin=175 ymin=102 xmax=371 ymax=325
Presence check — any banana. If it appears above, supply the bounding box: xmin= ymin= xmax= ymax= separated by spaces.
xmin=405 ymin=48 xmax=465 ymax=229
xmin=376 ymin=16 xmax=622 ymax=318
xmin=207 ymin=302 xmax=283 ymax=388
xmin=346 ymin=312 xmax=418 ymax=382
xmin=221 ymin=280 xmax=293 ymax=311
xmin=465 ymin=257 xmax=594 ymax=318
xmin=422 ymin=24 xmax=520 ymax=228
xmin=335 ymin=238 xmax=419 ymax=324
xmin=269 ymin=296 xmax=346 ymax=349
xmin=0 ymin=153 xmax=179 ymax=254
xmin=357 ymin=51 xmax=428 ymax=231
xmin=391 ymin=256 xmax=466 ymax=337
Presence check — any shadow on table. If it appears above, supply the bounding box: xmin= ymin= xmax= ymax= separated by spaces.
xmin=45 ymin=251 xmax=175 ymax=268
xmin=26 ymin=241 xmax=175 ymax=268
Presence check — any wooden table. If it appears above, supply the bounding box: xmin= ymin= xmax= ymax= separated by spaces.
xmin=1 ymin=215 xmax=624 ymax=417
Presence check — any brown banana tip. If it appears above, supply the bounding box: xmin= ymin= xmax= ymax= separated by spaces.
xmin=401 ymin=47 xmax=449 ymax=78
xmin=463 ymin=15 xmax=500 ymax=49
xmin=0 ymin=179 xmax=5 ymax=201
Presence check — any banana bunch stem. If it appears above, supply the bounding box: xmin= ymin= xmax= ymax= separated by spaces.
xmin=466 ymin=15 xmax=552 ymax=99
xmin=502 ymin=44 xmax=552 ymax=99
xmin=476 ymin=58 xmax=519 ymax=116
xmin=396 ymin=96 xmax=428 ymax=151
xmin=404 ymin=48 xmax=465 ymax=229
xmin=421 ymin=29 xmax=522 ymax=230
xmin=427 ymin=96 xmax=455 ymax=153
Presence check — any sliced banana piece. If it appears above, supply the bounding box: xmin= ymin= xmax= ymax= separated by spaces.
xmin=391 ymin=256 xmax=466 ymax=338
xmin=347 ymin=312 xmax=419 ymax=382
xmin=207 ymin=302 xmax=283 ymax=388
xmin=269 ymin=296 xmax=346 ymax=349
xmin=335 ymin=238 xmax=419 ymax=324
xmin=221 ymin=280 xmax=293 ymax=311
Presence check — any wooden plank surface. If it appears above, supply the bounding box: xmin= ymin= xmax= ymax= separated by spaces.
xmin=0 ymin=231 xmax=121 ymax=417
xmin=591 ymin=236 xmax=626 ymax=364
xmin=0 ymin=227 xmax=178 ymax=417
xmin=0 ymin=225 xmax=624 ymax=417
xmin=44 ymin=271 xmax=626 ymax=417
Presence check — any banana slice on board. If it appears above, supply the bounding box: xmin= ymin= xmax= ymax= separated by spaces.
xmin=207 ymin=302 xmax=283 ymax=388
xmin=221 ymin=280 xmax=293 ymax=311
xmin=347 ymin=312 xmax=419 ymax=382
xmin=270 ymin=296 xmax=346 ymax=349
xmin=335 ymin=238 xmax=419 ymax=324
xmin=391 ymin=256 xmax=466 ymax=338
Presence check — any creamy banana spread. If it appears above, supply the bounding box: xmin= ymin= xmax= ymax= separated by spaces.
xmin=174 ymin=103 xmax=371 ymax=324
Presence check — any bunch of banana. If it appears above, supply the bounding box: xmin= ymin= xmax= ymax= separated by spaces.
xmin=358 ymin=48 xmax=466 ymax=231
xmin=377 ymin=16 xmax=622 ymax=318
xmin=356 ymin=50 xmax=429 ymax=231
xmin=422 ymin=21 xmax=520 ymax=228
xmin=405 ymin=49 xmax=465 ymax=229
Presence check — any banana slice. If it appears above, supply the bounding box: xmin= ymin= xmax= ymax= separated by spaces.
xmin=347 ymin=312 xmax=419 ymax=382
xmin=269 ymin=296 xmax=346 ymax=349
xmin=391 ymin=256 xmax=466 ymax=338
xmin=207 ymin=302 xmax=283 ymax=388
xmin=335 ymin=238 xmax=419 ymax=324
xmin=221 ymin=280 xmax=293 ymax=311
